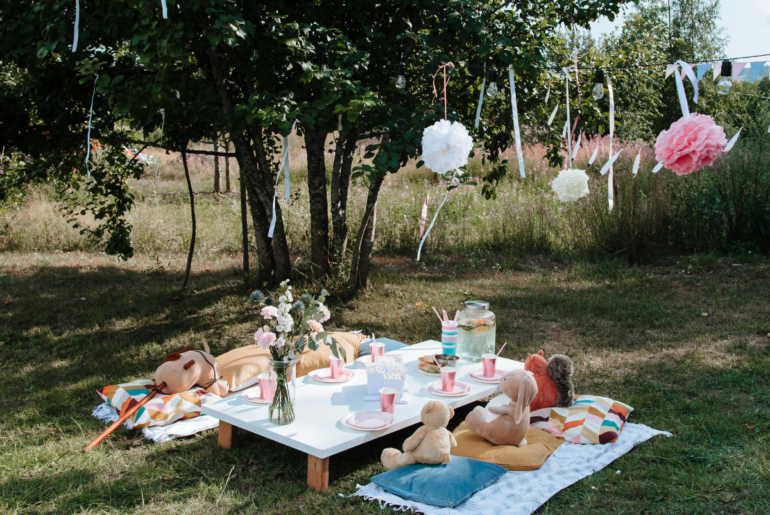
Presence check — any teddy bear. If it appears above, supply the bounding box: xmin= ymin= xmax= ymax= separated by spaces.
xmin=381 ymin=401 xmax=457 ymax=470
xmin=154 ymin=340 xmax=229 ymax=396
xmin=465 ymin=369 xmax=538 ymax=447
xmin=524 ymin=350 xmax=574 ymax=412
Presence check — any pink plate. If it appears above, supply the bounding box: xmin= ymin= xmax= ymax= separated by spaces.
xmin=310 ymin=368 xmax=355 ymax=383
xmin=241 ymin=388 xmax=270 ymax=404
xmin=426 ymin=380 xmax=471 ymax=397
xmin=469 ymin=368 xmax=508 ymax=383
xmin=341 ymin=411 xmax=394 ymax=431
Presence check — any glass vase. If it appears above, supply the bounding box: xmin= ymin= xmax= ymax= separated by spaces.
xmin=269 ymin=359 xmax=297 ymax=425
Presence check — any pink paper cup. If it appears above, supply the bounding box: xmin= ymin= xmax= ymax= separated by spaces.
xmin=370 ymin=342 xmax=385 ymax=362
xmin=329 ymin=356 xmax=344 ymax=379
xmin=482 ymin=353 xmax=497 ymax=378
xmin=440 ymin=367 xmax=457 ymax=392
xmin=379 ymin=387 xmax=396 ymax=414
xmin=258 ymin=372 xmax=276 ymax=401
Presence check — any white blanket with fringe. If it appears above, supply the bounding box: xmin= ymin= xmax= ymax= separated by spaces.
xmin=354 ymin=423 xmax=671 ymax=515
xmin=92 ymin=403 xmax=219 ymax=443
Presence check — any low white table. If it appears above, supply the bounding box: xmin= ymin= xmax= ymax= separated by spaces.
xmin=202 ymin=340 xmax=523 ymax=491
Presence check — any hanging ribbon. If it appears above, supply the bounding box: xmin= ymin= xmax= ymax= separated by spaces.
xmin=508 ymin=65 xmax=526 ymax=179
xmin=562 ymin=119 xmax=568 ymax=139
xmin=600 ymin=149 xmax=622 ymax=176
xmin=433 ymin=62 xmax=455 ymax=121
xmin=417 ymin=192 xmax=448 ymax=261
xmin=632 ymin=149 xmax=641 ymax=175
xmin=672 ymin=60 xmax=698 ymax=118
xmin=565 ymin=71 xmax=572 ymax=169
xmin=607 ymin=75 xmax=615 ymax=211
xmin=161 ymin=0 xmax=168 ymax=18
xmin=85 ymin=74 xmax=99 ymax=179
xmin=547 ymin=102 xmax=560 ymax=126
xmin=544 ymin=86 xmax=550 ymax=104
xmin=572 ymin=131 xmax=582 ymax=160
xmin=723 ymin=127 xmax=743 ymax=153
xmin=652 ymin=162 xmax=664 ymax=173
xmin=419 ymin=194 xmax=429 ymax=239
xmin=474 ymin=64 xmax=486 ymax=129
xmin=73 ymin=0 xmax=80 ymax=52
xmin=268 ymin=120 xmax=298 ymax=238
xmin=588 ymin=144 xmax=599 ymax=165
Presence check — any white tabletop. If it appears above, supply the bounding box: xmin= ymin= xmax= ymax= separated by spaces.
xmin=202 ymin=340 xmax=524 ymax=459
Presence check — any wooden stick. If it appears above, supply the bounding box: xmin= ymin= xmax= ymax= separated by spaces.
xmin=83 ymin=382 xmax=167 ymax=452
xmin=496 ymin=342 xmax=508 ymax=356
xmin=432 ymin=307 xmax=444 ymax=324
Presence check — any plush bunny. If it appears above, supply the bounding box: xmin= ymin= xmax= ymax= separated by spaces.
xmin=154 ymin=340 xmax=229 ymax=396
xmin=524 ymin=350 xmax=574 ymax=412
xmin=465 ymin=369 xmax=537 ymax=447
xmin=381 ymin=401 xmax=457 ymax=470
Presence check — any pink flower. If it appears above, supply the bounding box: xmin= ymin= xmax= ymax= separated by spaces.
xmin=260 ymin=306 xmax=278 ymax=319
xmin=255 ymin=327 xmax=276 ymax=349
xmin=308 ymin=319 xmax=324 ymax=333
xmin=654 ymin=114 xmax=727 ymax=176
xmin=318 ymin=305 xmax=331 ymax=323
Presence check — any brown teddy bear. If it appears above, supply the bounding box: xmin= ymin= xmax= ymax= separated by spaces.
xmin=154 ymin=340 xmax=229 ymax=396
xmin=464 ymin=369 xmax=537 ymax=447
xmin=381 ymin=401 xmax=457 ymax=470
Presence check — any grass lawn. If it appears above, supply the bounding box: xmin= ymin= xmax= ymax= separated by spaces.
xmin=1 ymin=251 xmax=769 ymax=514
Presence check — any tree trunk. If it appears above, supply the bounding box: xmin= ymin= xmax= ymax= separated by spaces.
xmin=240 ymin=163 xmax=249 ymax=274
xmin=213 ymin=139 xmax=222 ymax=193
xmin=181 ymin=147 xmax=196 ymax=289
xmin=347 ymin=174 xmax=384 ymax=295
xmin=330 ymin=129 xmax=358 ymax=264
xmin=305 ymin=125 xmax=331 ymax=278
xmin=224 ymin=139 xmax=231 ymax=192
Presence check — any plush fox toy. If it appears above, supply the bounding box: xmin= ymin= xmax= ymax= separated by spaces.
xmin=523 ymin=350 xmax=574 ymax=412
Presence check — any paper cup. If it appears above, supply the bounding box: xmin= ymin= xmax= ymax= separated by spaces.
xmin=441 ymin=322 xmax=458 ymax=355
xmin=440 ymin=367 xmax=457 ymax=392
xmin=370 ymin=342 xmax=385 ymax=362
xmin=379 ymin=387 xmax=396 ymax=414
xmin=482 ymin=353 xmax=497 ymax=378
xmin=329 ymin=355 xmax=344 ymax=379
xmin=258 ymin=371 xmax=276 ymax=401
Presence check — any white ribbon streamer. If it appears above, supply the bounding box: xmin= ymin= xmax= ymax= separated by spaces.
xmin=572 ymin=131 xmax=582 ymax=160
xmin=565 ymin=73 xmax=572 ymax=169
xmin=632 ymin=149 xmax=641 ymax=175
xmin=547 ymin=102 xmax=560 ymax=126
xmin=607 ymin=76 xmax=615 ymax=211
xmin=73 ymin=0 xmax=80 ymax=52
xmin=508 ymin=65 xmax=525 ymax=178
xmin=544 ymin=86 xmax=550 ymax=104
xmin=588 ymin=144 xmax=599 ymax=165
xmin=562 ymin=119 xmax=568 ymax=139
xmin=673 ymin=60 xmax=698 ymax=118
xmin=268 ymin=120 xmax=298 ymax=238
xmin=474 ymin=64 xmax=486 ymax=129
xmin=723 ymin=127 xmax=742 ymax=153
xmin=652 ymin=162 xmax=664 ymax=174
xmin=161 ymin=0 xmax=168 ymax=18
xmin=600 ymin=149 xmax=622 ymax=177
xmin=85 ymin=75 xmax=98 ymax=179
xmin=417 ymin=191 xmax=448 ymax=261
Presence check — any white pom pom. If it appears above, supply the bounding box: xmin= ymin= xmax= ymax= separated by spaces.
xmin=421 ymin=120 xmax=474 ymax=175
xmin=551 ymin=169 xmax=590 ymax=202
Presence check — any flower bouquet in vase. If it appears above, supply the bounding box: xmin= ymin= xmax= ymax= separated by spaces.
xmin=251 ymin=280 xmax=341 ymax=425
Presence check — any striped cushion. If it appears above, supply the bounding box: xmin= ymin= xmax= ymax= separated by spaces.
xmin=97 ymin=380 xmax=221 ymax=429
xmin=530 ymin=395 xmax=633 ymax=444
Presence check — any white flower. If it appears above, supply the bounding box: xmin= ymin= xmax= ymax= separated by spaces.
xmin=275 ymin=337 xmax=286 ymax=349
xmin=421 ymin=120 xmax=474 ymax=175
xmin=551 ymin=169 xmax=590 ymax=202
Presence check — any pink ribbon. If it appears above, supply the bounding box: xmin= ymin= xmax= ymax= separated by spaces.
xmin=433 ymin=62 xmax=455 ymax=120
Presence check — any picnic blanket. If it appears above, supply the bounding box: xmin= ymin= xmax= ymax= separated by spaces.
xmin=92 ymin=403 xmax=219 ymax=443
xmin=354 ymin=422 xmax=671 ymax=515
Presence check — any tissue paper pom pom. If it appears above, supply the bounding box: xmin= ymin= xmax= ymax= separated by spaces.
xmin=421 ymin=119 xmax=474 ymax=175
xmin=654 ymin=114 xmax=727 ymax=176
xmin=551 ymin=169 xmax=590 ymax=202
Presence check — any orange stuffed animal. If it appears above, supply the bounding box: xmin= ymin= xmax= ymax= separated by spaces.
xmin=523 ymin=350 xmax=574 ymax=412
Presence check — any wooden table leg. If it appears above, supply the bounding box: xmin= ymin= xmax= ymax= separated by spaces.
xmin=307 ymin=455 xmax=329 ymax=492
xmin=218 ymin=421 xmax=238 ymax=449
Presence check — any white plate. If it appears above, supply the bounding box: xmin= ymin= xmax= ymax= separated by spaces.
xmin=241 ymin=388 xmax=271 ymax=404
xmin=309 ymin=368 xmax=355 ymax=383
xmin=356 ymin=355 xmax=404 ymax=366
xmin=426 ymin=380 xmax=471 ymax=397
xmin=340 ymin=411 xmax=394 ymax=431
xmin=469 ymin=368 xmax=508 ymax=383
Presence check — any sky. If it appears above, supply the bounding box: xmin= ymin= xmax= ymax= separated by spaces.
xmin=590 ymin=0 xmax=770 ymax=63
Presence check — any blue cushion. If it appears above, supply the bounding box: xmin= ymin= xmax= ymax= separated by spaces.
xmin=370 ymin=456 xmax=506 ymax=508
xmin=357 ymin=337 xmax=408 ymax=357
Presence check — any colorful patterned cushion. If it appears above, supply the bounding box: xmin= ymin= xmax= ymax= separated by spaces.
xmin=97 ymin=380 xmax=221 ymax=429
xmin=529 ymin=395 xmax=633 ymax=444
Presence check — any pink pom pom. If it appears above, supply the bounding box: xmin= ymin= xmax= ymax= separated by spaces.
xmin=654 ymin=114 xmax=727 ymax=176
